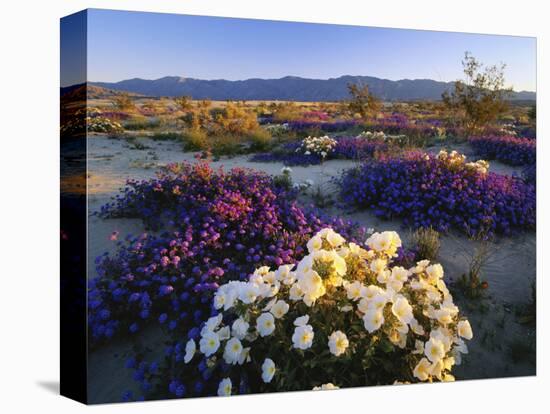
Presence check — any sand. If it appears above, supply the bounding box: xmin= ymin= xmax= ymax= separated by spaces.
xmin=85 ymin=135 xmax=535 ymax=402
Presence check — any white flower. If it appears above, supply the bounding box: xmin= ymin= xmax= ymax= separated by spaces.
xmin=425 ymin=337 xmax=446 ymax=363
xmin=276 ymin=264 xmax=296 ymax=284
xmin=457 ymin=320 xmax=473 ymax=340
xmin=344 ymin=281 xmax=366 ymax=301
xmin=413 ymin=357 xmax=432 ymax=381
xmin=270 ymin=300 xmax=290 ymax=319
xmin=328 ymin=331 xmax=349 ymax=357
xmin=281 ymin=166 xmax=292 ymax=174
xmin=217 ymin=326 xmax=231 ymax=341
xmin=201 ymin=314 xmax=223 ymax=335
xmin=184 ymin=339 xmax=196 ymax=363
xmin=307 ymin=235 xmax=323 ymax=253
xmin=223 ymin=337 xmax=243 ymax=365
xmin=199 ymin=331 xmax=220 ymax=357
xmin=292 ymin=324 xmax=314 ymax=350
xmin=261 ymin=358 xmax=276 ymax=383
xmin=231 ymin=318 xmax=249 ymax=340
xmin=313 ymin=383 xmax=339 ymax=390
xmin=370 ymin=258 xmax=387 ymax=274
xmin=256 ymin=312 xmax=276 ymax=337
xmin=239 ymin=283 xmax=261 ymax=304
xmin=294 ymin=315 xmax=310 ymax=327
xmin=366 ymin=231 xmax=402 ymax=256
xmin=363 ymin=309 xmax=384 ymax=333
xmin=217 ymin=378 xmax=232 ymax=396
xmin=391 ymin=295 xmax=414 ymax=325
xmin=238 ymin=347 xmax=251 ymax=365
xmin=326 ymin=229 xmax=345 ymax=248
xmin=425 ymin=263 xmax=444 ymax=282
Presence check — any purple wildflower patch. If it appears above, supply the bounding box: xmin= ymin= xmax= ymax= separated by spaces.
xmin=338 ymin=151 xmax=535 ymax=237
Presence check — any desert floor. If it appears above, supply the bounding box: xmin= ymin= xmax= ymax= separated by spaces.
xmin=84 ymin=135 xmax=536 ymax=403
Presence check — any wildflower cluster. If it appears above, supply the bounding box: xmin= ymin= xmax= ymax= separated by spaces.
xmin=90 ymin=162 xmax=365 ymax=343
xmin=338 ymin=151 xmax=535 ymax=237
xmin=436 ymin=150 xmax=490 ymax=175
xmin=468 ymin=135 xmax=536 ymax=166
xmin=286 ymin=120 xmax=360 ymax=133
xmin=298 ymin=136 xmax=338 ymax=159
xmin=87 ymin=116 xmax=124 ymax=133
xmin=250 ymin=136 xmax=388 ymax=166
xmin=180 ymin=228 xmax=471 ymax=396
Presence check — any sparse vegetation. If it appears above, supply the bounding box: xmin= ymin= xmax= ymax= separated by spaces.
xmin=442 ymin=52 xmax=512 ymax=135
xmin=411 ymin=227 xmax=440 ymax=261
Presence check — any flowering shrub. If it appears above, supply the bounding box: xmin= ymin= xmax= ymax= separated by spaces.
xmin=90 ymin=162 xmax=366 ymax=343
xmin=297 ymin=136 xmax=337 ymax=160
xmin=287 ymin=120 xmax=360 ymax=133
xmin=334 ymin=136 xmax=389 ymax=160
xmin=469 ymin=135 xmax=536 ymax=166
xmin=250 ymin=136 xmax=388 ymax=166
xmin=338 ymin=151 xmax=535 ymax=237
xmin=523 ymin=164 xmax=536 ymax=185
xmin=264 ymin=123 xmax=290 ymax=137
xmin=87 ymin=116 xmax=124 ymax=133
xmin=357 ymin=131 xmax=388 ymax=141
xmin=179 ymin=228 xmax=472 ymax=395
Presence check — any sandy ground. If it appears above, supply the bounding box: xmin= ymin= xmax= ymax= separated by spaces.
xmin=84 ymin=135 xmax=535 ymax=403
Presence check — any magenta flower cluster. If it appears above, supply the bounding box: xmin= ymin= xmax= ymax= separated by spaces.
xmin=90 ymin=162 xmax=366 ymax=344
xmin=468 ymin=135 xmax=536 ymax=166
xmin=338 ymin=151 xmax=536 ymax=237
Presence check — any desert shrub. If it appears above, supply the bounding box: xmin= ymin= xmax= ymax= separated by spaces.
xmin=150 ymin=132 xmax=185 ymax=141
xmin=177 ymin=229 xmax=472 ymax=396
xmin=112 ymin=93 xmax=135 ymax=111
xmin=346 ymin=82 xmax=381 ymax=121
xmin=442 ymin=52 xmax=511 ymax=135
xmin=411 ymin=227 xmax=440 ymax=261
xmin=209 ymin=135 xmax=243 ymax=158
xmin=123 ymin=116 xmax=161 ymax=131
xmin=247 ymin=127 xmax=272 ymax=151
xmin=272 ymin=102 xmax=302 ymax=122
xmin=209 ymin=103 xmax=260 ymax=137
xmin=272 ymin=167 xmax=293 ymax=191
xmin=183 ymin=129 xmax=209 ymax=150
xmin=338 ymin=150 xmax=535 ymax=237
xmin=468 ymin=135 xmax=536 ymax=166
xmin=91 ymin=162 xmax=367 ymax=345
xmin=174 ymin=96 xmax=193 ymax=112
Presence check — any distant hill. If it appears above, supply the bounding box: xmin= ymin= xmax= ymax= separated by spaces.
xmin=88 ymin=75 xmax=536 ymax=102
xmin=60 ymin=83 xmax=142 ymax=99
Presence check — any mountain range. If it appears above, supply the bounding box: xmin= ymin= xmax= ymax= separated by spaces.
xmin=85 ymin=75 xmax=535 ymax=102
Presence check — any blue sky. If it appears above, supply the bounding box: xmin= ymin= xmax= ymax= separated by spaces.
xmin=74 ymin=9 xmax=536 ymax=91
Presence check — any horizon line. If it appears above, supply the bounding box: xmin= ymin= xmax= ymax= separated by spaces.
xmin=79 ymin=74 xmax=536 ymax=93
